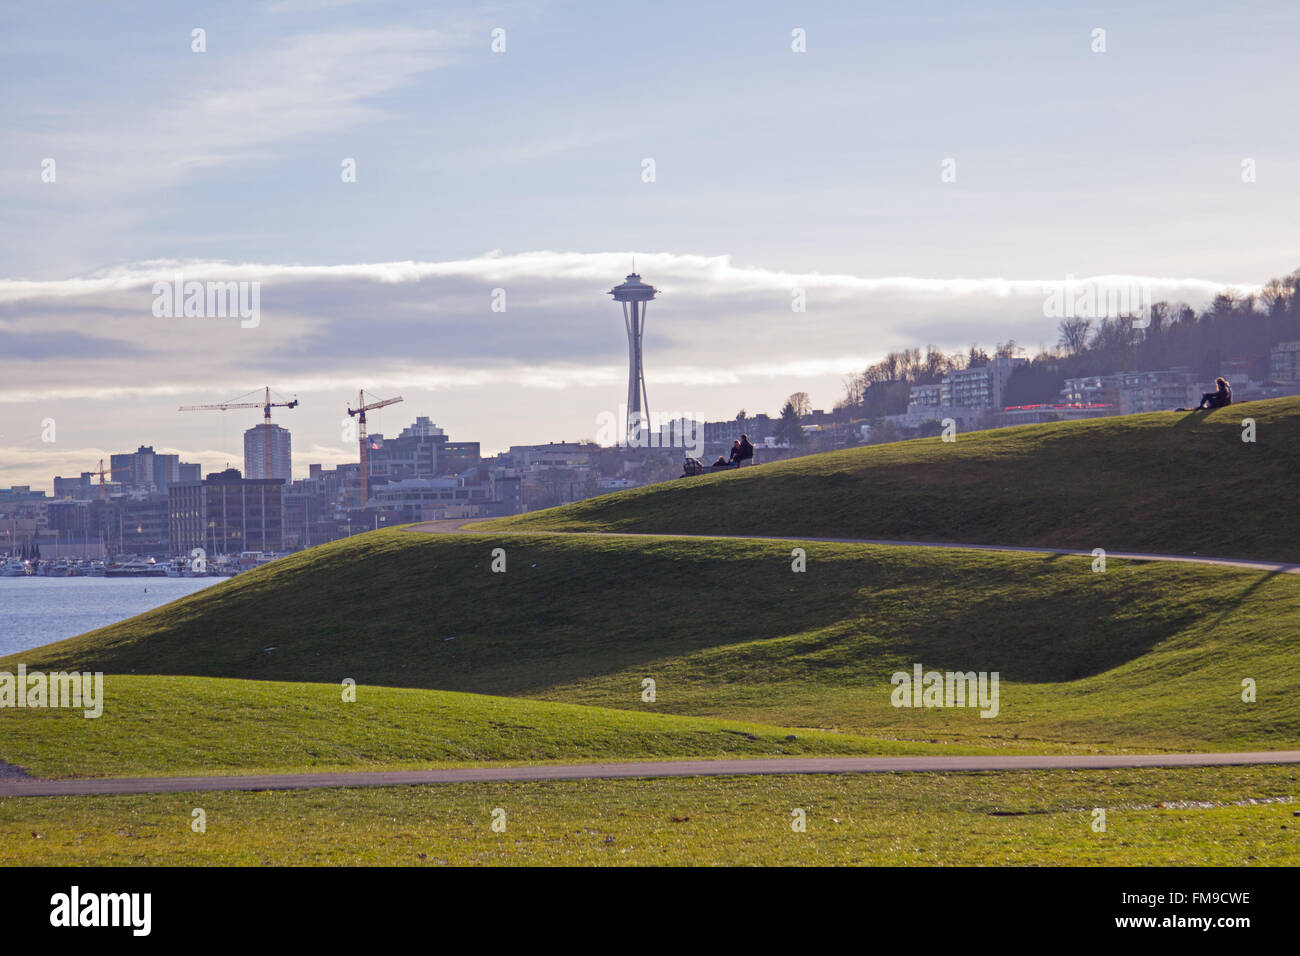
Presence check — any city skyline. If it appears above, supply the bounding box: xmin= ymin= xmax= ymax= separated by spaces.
xmin=4 ymin=1 xmax=1298 ymax=489
xmin=0 ymin=256 xmax=1272 ymax=492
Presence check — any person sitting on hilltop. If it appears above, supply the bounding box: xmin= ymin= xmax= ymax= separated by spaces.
xmin=712 ymin=455 xmax=730 ymax=468
xmin=735 ymin=433 xmax=755 ymax=465
xmin=1196 ymin=377 xmax=1233 ymax=410
xmin=727 ymin=440 xmax=743 ymax=466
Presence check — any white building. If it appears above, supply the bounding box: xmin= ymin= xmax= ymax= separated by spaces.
xmin=942 ymin=355 xmax=1026 ymax=410
xmin=1061 ymin=368 xmax=1196 ymax=413
xmin=1270 ymin=341 xmax=1300 ymax=383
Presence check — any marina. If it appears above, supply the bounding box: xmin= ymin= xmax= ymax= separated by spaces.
xmin=0 ymin=550 xmax=284 ymax=579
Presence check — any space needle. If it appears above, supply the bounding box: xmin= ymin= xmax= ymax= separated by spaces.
xmin=609 ymin=271 xmax=658 ymax=445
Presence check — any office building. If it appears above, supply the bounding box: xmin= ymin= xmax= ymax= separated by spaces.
xmin=169 ymin=468 xmax=284 ymax=554
xmin=243 ymin=424 xmax=292 ymax=482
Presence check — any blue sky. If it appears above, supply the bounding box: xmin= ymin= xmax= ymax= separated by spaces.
xmin=2 ymin=0 xmax=1298 ymax=488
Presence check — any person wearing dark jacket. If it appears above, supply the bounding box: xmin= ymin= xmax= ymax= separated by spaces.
xmin=1197 ymin=377 xmax=1232 ymax=409
xmin=735 ymin=434 xmax=754 ymax=465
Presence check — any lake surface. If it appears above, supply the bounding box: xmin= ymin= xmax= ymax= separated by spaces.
xmin=0 ymin=577 xmax=221 ymax=657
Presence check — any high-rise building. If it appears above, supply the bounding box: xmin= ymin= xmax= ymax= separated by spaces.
xmin=111 ymin=445 xmax=155 ymax=491
xmin=243 ymin=423 xmax=292 ymax=482
xmin=106 ymin=445 xmax=197 ymax=494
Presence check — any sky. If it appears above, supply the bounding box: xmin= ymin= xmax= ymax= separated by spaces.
xmin=2 ymin=0 xmax=1298 ymax=490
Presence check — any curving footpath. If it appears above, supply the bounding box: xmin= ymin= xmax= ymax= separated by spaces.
xmin=4 ymin=524 xmax=1293 ymax=799
xmin=3 ymin=751 xmax=1300 ymax=799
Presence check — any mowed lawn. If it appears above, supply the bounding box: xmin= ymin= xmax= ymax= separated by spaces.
xmin=4 ymin=531 xmax=1297 ymax=755
xmin=480 ymin=397 xmax=1300 ymax=564
xmin=2 ymin=403 xmax=1297 ymax=869
xmin=0 ymin=675 xmax=987 ymax=780
xmin=1 ymin=765 xmax=1295 ymax=866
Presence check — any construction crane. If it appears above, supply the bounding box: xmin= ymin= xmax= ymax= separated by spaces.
xmin=347 ymin=390 xmax=403 ymax=506
xmin=89 ymin=459 xmax=130 ymax=500
xmin=179 ymin=386 xmax=299 ymax=479
xmin=88 ymin=460 xmax=135 ymax=499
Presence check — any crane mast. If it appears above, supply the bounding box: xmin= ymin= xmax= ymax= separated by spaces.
xmin=347 ymin=391 xmax=403 ymax=506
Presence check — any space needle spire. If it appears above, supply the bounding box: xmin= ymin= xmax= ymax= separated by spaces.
xmin=609 ymin=270 xmax=658 ymax=445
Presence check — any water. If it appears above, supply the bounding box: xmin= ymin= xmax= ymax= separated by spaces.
xmin=0 ymin=577 xmax=221 ymax=657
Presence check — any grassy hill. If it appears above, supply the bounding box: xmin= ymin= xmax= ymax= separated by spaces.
xmin=5 ymin=401 xmax=1296 ymax=868
xmin=6 ymin=529 xmax=1297 ymax=753
xmin=1 ymin=675 xmax=957 ymax=779
xmin=479 ymin=397 xmax=1300 ymax=563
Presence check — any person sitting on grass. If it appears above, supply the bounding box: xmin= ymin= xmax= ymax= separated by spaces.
xmin=729 ymin=434 xmax=755 ymax=466
xmin=1196 ymin=377 xmax=1233 ymax=410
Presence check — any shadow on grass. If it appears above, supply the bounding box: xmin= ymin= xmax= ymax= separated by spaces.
xmin=5 ymin=531 xmax=1278 ymax=696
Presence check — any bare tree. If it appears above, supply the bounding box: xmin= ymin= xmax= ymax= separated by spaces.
xmin=920 ymin=346 xmax=952 ymax=382
xmin=839 ymin=374 xmax=865 ymax=408
xmin=1057 ymin=317 xmax=1091 ymax=355
xmin=787 ymin=391 xmax=812 ymax=417
xmin=1088 ymin=315 xmax=1139 ymax=354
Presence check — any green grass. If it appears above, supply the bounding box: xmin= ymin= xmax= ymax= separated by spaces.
xmin=5 ymin=531 xmax=1298 ymax=754
xmin=480 ymin=397 xmax=1300 ymax=563
xmin=3 ymin=403 xmax=1297 ymax=867
xmin=0 ymin=675 xmax=978 ymax=780
xmin=2 ymin=766 xmax=1295 ymax=865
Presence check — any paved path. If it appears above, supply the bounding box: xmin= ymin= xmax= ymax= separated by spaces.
xmin=4 ymin=751 xmax=1299 ymax=798
xmin=5 ymin=524 xmax=1288 ymax=800
xmin=404 ymin=522 xmax=1300 ymax=574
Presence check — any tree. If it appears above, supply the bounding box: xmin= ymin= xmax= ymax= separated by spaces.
xmin=787 ymin=391 xmax=811 ymax=417
xmin=967 ymin=345 xmax=991 ymax=368
xmin=838 ymin=374 xmax=865 ymax=409
xmin=867 ymin=418 xmax=902 ymax=445
xmin=776 ymin=401 xmax=805 ymax=445
xmin=1088 ymin=315 xmax=1139 ymax=356
xmin=1057 ymin=317 xmax=1091 ymax=355
xmin=919 ymin=345 xmax=954 ymax=382
xmin=1147 ymin=302 xmax=1169 ymax=336
xmin=1002 ymin=362 xmax=1065 ymax=405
